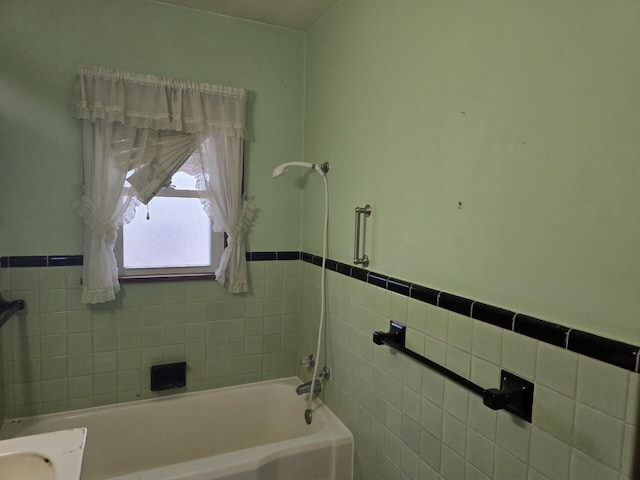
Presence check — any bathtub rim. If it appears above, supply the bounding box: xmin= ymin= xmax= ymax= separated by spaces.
xmin=0 ymin=376 xmax=327 ymax=431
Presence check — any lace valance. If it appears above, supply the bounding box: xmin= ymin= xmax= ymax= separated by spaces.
xmin=71 ymin=66 xmax=247 ymax=138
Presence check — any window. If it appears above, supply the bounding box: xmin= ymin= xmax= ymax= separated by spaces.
xmin=116 ymin=156 xmax=223 ymax=278
xmin=73 ymin=66 xmax=250 ymax=303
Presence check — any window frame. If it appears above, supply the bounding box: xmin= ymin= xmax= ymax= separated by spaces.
xmin=115 ymin=184 xmax=224 ymax=280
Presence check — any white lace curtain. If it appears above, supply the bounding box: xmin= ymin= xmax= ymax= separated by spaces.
xmin=72 ymin=65 xmax=253 ymax=304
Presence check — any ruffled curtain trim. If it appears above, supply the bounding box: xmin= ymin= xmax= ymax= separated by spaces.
xmin=74 ymin=189 xmax=140 ymax=231
xmin=82 ymin=284 xmax=119 ymax=305
xmin=72 ymin=66 xmax=248 ymax=138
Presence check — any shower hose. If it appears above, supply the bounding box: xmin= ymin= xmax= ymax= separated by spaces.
xmin=305 ymin=173 xmax=328 ymax=425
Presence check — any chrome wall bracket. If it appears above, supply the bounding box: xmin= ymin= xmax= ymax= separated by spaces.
xmin=0 ymin=295 xmax=25 ymax=330
xmin=300 ymin=354 xmax=316 ymax=368
xmin=354 ymin=204 xmax=371 ymax=267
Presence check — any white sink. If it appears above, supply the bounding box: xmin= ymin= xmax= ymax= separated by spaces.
xmin=0 ymin=428 xmax=87 ymax=480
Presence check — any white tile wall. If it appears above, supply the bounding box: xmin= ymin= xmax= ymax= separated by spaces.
xmin=0 ymin=261 xmax=301 ymax=418
xmin=3 ymin=260 xmax=637 ymax=480
xmin=300 ymin=266 xmax=639 ymax=480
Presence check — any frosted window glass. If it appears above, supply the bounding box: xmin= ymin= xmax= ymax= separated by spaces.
xmin=170 ymin=156 xmax=199 ymax=190
xmin=123 ymin=197 xmax=211 ymax=269
xmin=171 ymin=171 xmax=197 ymax=190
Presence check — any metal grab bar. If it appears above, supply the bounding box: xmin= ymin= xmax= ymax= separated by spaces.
xmin=354 ymin=204 xmax=371 ymax=267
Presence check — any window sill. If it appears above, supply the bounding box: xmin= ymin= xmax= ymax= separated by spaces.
xmin=119 ymin=273 xmax=216 ymax=283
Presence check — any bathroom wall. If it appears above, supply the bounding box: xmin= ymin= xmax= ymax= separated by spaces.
xmin=0 ymin=259 xmax=301 ymax=418
xmin=0 ymin=0 xmax=305 ymax=255
xmin=0 ymin=0 xmax=305 ymax=418
xmin=298 ymin=262 xmax=639 ymax=479
xmin=299 ymin=1 xmax=640 ymax=479
xmin=302 ymin=0 xmax=640 ymax=345
xmin=1 ymin=1 xmax=638 ymax=479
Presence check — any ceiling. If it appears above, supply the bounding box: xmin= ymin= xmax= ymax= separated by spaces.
xmin=153 ymin=0 xmax=339 ymax=31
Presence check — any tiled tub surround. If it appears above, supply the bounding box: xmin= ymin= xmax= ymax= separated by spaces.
xmin=0 ymin=258 xmax=301 ymax=418
xmin=3 ymin=252 xmax=639 ymax=374
xmin=296 ymin=260 xmax=639 ymax=480
xmin=295 ymin=253 xmax=639 ymax=374
xmin=1 ymin=253 xmax=639 ymax=479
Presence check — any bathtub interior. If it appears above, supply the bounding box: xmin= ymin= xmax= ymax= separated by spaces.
xmin=0 ymin=377 xmax=353 ymax=480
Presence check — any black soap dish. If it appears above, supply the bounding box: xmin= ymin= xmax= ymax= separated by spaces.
xmin=151 ymin=362 xmax=187 ymax=391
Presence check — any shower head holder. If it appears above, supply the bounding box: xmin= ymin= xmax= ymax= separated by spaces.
xmin=272 ymin=161 xmax=330 ymax=178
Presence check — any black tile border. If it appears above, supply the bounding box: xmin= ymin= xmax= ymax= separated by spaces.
xmin=567 ymin=330 xmax=639 ymax=372
xmin=336 ymin=263 xmax=352 ymax=276
xmin=514 ymin=314 xmax=570 ymax=348
xmin=351 ymin=267 xmax=368 ymax=282
xmin=387 ymin=277 xmax=411 ymax=296
xmin=471 ymin=303 xmax=515 ymax=330
xmin=439 ymin=292 xmax=474 ymax=316
xmin=325 ymin=258 xmax=339 ymax=271
xmin=3 ymin=252 xmax=639 ymax=373
xmin=48 ymin=255 xmax=84 ymax=267
xmin=295 ymin=253 xmax=640 ymax=374
xmin=409 ymin=284 xmax=439 ymax=305
xmin=247 ymin=251 xmax=277 ymax=261
xmin=367 ymin=272 xmax=388 ymax=288
xmin=1 ymin=255 xmax=80 ymax=268
xmin=276 ymin=251 xmax=300 ymax=261
xmin=7 ymin=256 xmax=47 ymax=267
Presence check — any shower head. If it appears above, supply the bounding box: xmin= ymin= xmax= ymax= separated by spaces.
xmin=272 ymin=161 xmax=329 ymax=178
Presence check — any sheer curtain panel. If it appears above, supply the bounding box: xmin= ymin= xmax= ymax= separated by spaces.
xmin=72 ymin=66 xmax=250 ymax=303
xmin=196 ymin=134 xmax=255 ymax=293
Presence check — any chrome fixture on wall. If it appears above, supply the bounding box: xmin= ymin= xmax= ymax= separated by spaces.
xmin=300 ymin=353 xmax=316 ymax=368
xmin=353 ymin=204 xmax=371 ymax=267
xmin=0 ymin=295 xmax=25 ymax=330
xmin=295 ymin=366 xmax=331 ymax=396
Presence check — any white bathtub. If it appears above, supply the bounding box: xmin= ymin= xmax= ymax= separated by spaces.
xmin=0 ymin=377 xmax=353 ymax=480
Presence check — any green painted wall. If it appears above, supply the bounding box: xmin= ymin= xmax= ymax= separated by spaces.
xmin=2 ymin=0 xmax=639 ymax=405
xmin=0 ymin=0 xmax=305 ymax=255
xmin=303 ymin=0 xmax=640 ymax=344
